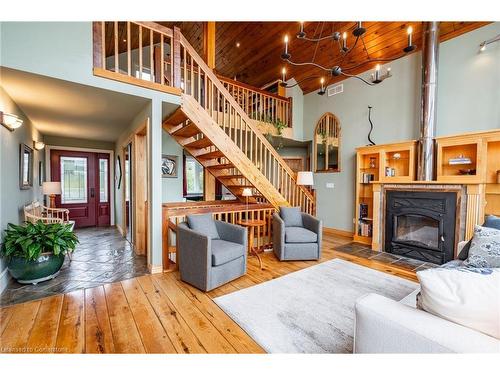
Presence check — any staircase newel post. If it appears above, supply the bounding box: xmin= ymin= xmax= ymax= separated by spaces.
xmin=173 ymin=26 xmax=182 ymax=89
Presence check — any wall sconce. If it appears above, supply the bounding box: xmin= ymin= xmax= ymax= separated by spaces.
xmin=34 ymin=141 xmax=45 ymax=150
xmin=0 ymin=111 xmax=23 ymax=131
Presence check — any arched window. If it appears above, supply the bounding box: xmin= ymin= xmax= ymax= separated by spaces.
xmin=314 ymin=112 xmax=341 ymax=172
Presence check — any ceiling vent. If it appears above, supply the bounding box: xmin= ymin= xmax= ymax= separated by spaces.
xmin=328 ymin=84 xmax=343 ymax=97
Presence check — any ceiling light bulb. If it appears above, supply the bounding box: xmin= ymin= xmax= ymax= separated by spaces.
xmin=480 ymin=43 xmax=486 ymax=52
xmin=407 ymin=26 xmax=413 ymax=35
xmin=282 ymin=67 xmax=286 ymax=75
xmin=320 ymin=77 xmax=325 ymax=84
xmin=376 ymin=64 xmax=380 ymax=71
xmin=236 ymin=42 xmax=240 ymax=47
xmin=284 ymin=35 xmax=289 ymax=43
xmin=343 ymin=32 xmax=347 ymax=40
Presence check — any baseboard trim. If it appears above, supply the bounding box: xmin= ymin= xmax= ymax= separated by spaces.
xmin=0 ymin=267 xmax=10 ymax=295
xmin=148 ymin=264 xmax=163 ymax=274
xmin=323 ymin=227 xmax=354 ymax=239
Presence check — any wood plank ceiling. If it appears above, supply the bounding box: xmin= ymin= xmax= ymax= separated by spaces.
xmin=159 ymin=22 xmax=488 ymax=94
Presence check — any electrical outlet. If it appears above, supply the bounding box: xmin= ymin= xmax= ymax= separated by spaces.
xmin=326 ymin=183 xmax=335 ymax=189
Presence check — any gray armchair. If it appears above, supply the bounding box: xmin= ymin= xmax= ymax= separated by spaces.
xmin=177 ymin=214 xmax=247 ymax=292
xmin=273 ymin=207 xmax=322 ymax=261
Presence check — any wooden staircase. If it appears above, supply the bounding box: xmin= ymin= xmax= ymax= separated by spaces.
xmin=162 ymin=31 xmax=316 ymax=214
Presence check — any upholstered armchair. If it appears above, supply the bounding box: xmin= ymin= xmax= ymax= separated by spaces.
xmin=273 ymin=206 xmax=322 ymax=261
xmin=177 ymin=213 xmax=247 ymax=292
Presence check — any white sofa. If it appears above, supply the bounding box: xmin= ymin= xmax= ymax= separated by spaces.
xmin=353 ymin=242 xmax=500 ymax=353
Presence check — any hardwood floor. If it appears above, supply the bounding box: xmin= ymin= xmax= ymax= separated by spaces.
xmin=0 ymin=233 xmax=418 ymax=354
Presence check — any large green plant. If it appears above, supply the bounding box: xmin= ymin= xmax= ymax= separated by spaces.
xmin=1 ymin=221 xmax=79 ymax=261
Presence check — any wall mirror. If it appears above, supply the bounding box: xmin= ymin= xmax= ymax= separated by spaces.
xmin=19 ymin=143 xmax=34 ymax=189
xmin=314 ymin=112 xmax=341 ymax=173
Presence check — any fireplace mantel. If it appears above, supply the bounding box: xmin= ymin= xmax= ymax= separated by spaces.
xmin=370 ymin=182 xmax=485 ymax=256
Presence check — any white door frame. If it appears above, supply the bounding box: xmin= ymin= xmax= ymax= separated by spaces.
xmin=45 ymin=145 xmax=115 ymax=225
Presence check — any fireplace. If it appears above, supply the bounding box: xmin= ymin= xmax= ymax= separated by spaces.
xmin=385 ymin=190 xmax=458 ymax=265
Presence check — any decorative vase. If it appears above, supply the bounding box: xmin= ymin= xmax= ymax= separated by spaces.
xmin=7 ymin=253 xmax=65 ymax=285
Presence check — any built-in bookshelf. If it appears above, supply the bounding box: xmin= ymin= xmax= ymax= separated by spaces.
xmin=354 ymin=141 xmax=416 ymax=245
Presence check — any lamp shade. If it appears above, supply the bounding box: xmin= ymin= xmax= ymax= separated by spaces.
xmin=42 ymin=181 xmax=62 ymax=195
xmin=297 ymin=171 xmax=314 ymax=186
xmin=242 ymin=187 xmax=253 ymax=197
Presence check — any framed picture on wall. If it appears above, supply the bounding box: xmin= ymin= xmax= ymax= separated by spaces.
xmin=116 ymin=155 xmax=122 ymax=189
xmin=162 ymin=155 xmax=178 ymax=178
xmin=38 ymin=160 xmax=44 ymax=186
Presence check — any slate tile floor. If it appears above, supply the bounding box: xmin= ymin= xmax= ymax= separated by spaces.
xmin=335 ymin=243 xmax=439 ymax=272
xmin=0 ymin=227 xmax=148 ymax=307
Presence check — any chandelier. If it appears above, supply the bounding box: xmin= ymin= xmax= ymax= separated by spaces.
xmin=280 ymin=22 xmax=416 ymax=93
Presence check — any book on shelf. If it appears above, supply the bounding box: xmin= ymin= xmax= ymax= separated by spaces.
xmin=358 ymin=220 xmax=372 ymax=237
xmin=359 ymin=203 xmax=368 ymax=219
xmin=360 ymin=172 xmax=375 ymax=183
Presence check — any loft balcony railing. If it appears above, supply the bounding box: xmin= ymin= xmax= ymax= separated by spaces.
xmin=92 ymin=21 xmax=292 ymax=127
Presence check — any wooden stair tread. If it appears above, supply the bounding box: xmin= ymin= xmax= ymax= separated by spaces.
xmin=218 ymin=174 xmax=244 ymax=180
xmin=185 ymin=137 xmax=213 ymax=149
xmin=171 ymin=123 xmax=200 ymax=138
xmin=164 ymin=108 xmax=188 ymax=126
xmin=207 ymin=163 xmax=235 ymax=170
xmin=198 ymin=150 xmax=225 ymax=159
xmin=227 ymin=184 xmax=253 ymax=189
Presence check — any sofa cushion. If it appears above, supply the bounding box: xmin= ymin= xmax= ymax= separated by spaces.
xmin=279 ymin=206 xmax=303 ymax=227
xmin=463 ymin=225 xmax=500 ymax=268
xmin=211 ymin=239 xmax=245 ymax=266
xmin=459 ymin=215 xmax=500 ymax=260
xmin=187 ymin=213 xmax=219 ymax=239
xmin=417 ymin=267 xmax=500 ymax=339
xmin=285 ymin=227 xmax=317 ymax=243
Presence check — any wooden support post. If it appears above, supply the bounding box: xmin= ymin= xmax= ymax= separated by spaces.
xmin=203 ymin=22 xmax=216 ymax=69
xmin=92 ymin=21 xmax=103 ymax=69
xmin=203 ymin=21 xmax=217 ymax=200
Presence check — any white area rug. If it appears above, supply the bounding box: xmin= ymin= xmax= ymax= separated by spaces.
xmin=214 ymin=258 xmax=418 ymax=353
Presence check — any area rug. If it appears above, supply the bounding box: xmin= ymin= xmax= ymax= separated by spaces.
xmin=214 ymin=258 xmax=418 ymax=353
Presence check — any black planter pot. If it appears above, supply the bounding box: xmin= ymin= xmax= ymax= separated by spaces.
xmin=7 ymin=253 xmax=65 ymax=284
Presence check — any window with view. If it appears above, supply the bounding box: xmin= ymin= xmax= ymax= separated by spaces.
xmin=185 ymin=156 xmax=203 ymax=196
xmin=60 ymin=157 xmax=87 ymax=204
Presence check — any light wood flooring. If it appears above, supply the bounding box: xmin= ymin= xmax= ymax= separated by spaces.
xmin=0 ymin=233 xmax=418 ymax=354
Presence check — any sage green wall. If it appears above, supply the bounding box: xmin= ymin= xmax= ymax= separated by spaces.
xmin=285 ymin=79 xmax=305 ymax=140
xmin=1 ymin=22 xmax=182 ymax=269
xmin=303 ymin=23 xmax=500 ymax=232
xmin=0 ymin=87 xmax=45 ymax=292
xmin=162 ymin=130 xmax=184 ymax=203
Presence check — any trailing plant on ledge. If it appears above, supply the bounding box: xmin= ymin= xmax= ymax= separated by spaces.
xmin=1 ymin=221 xmax=79 ymax=261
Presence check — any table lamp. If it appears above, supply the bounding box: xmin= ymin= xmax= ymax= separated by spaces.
xmin=242 ymin=187 xmax=253 ymax=213
xmin=297 ymin=171 xmax=314 ymax=187
xmin=43 ymin=181 xmax=62 ymax=208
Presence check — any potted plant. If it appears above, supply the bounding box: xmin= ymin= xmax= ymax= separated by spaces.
xmin=1 ymin=221 xmax=79 ymax=284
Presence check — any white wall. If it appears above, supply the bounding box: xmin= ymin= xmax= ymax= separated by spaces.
xmin=0 ymin=87 xmax=45 ymax=293
xmin=302 ymin=23 xmax=500 ymax=232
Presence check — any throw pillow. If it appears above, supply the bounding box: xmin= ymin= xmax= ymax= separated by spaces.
xmin=463 ymin=225 xmax=500 ymax=268
xmin=279 ymin=206 xmax=303 ymax=227
xmin=187 ymin=213 xmax=219 ymax=239
xmin=417 ymin=267 xmax=500 ymax=339
xmin=458 ymin=215 xmax=500 ymax=260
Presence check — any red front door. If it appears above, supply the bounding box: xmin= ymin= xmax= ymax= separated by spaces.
xmin=50 ymin=150 xmax=111 ymax=228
